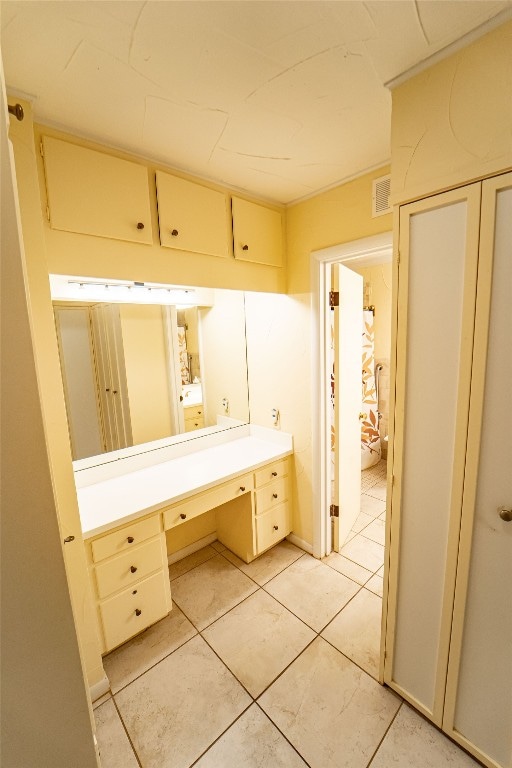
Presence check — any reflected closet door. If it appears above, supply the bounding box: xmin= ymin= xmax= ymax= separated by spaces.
xmin=384 ymin=185 xmax=481 ymax=723
xmin=443 ymin=173 xmax=512 ymax=768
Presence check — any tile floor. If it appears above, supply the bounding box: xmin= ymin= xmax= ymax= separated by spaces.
xmin=94 ymin=461 xmax=480 ymax=768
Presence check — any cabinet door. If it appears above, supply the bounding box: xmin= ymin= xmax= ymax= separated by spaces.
xmin=443 ymin=173 xmax=512 ymax=768
xmin=384 ymin=185 xmax=481 ymax=723
xmin=42 ymin=136 xmax=152 ymax=244
xmin=156 ymin=170 xmax=230 ymax=258
xmin=232 ymin=196 xmax=283 ymax=266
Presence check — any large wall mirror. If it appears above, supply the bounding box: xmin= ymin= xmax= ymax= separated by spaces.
xmin=51 ymin=276 xmax=250 ymax=462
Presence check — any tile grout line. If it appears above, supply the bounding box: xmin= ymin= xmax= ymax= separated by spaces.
xmin=254 ymin=701 xmax=314 ymax=768
xmin=365 ymin=700 xmax=404 ymax=768
xmin=110 ymin=693 xmax=144 ymax=768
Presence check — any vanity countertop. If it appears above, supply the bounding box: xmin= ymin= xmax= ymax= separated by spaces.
xmin=77 ymin=426 xmax=293 ymax=539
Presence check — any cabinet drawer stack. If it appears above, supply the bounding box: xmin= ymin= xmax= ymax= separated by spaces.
xmin=87 ymin=514 xmax=171 ymax=653
xmin=253 ymin=458 xmax=290 ymax=555
xmin=183 ymin=404 xmax=204 ymax=432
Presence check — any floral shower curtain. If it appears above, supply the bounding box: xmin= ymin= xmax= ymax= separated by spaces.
xmin=177 ymin=326 xmax=190 ymax=385
xmin=361 ymin=310 xmax=381 ymax=469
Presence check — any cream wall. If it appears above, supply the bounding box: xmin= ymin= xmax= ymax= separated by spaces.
xmin=391 ymin=20 xmax=512 ymax=204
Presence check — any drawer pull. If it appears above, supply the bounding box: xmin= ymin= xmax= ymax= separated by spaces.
xmin=132 ymin=590 xmax=137 ymax=595
xmin=180 ymin=513 xmax=187 ymax=520
xmin=127 ymin=536 xmax=134 ymax=543
xmin=135 ymin=608 xmax=142 ymax=616
xmin=273 ymin=525 xmax=279 ymax=531
xmin=272 ymin=471 xmax=278 ymax=477
xmin=242 ymin=244 xmax=249 ymax=251
xmin=273 ymin=493 xmax=278 ymax=499
xmin=240 ymin=486 xmax=246 ymax=492
xmin=136 ymin=222 xmax=145 ymax=230
xmin=171 ymin=229 xmax=179 ymax=236
xmin=130 ymin=565 xmax=138 ymax=574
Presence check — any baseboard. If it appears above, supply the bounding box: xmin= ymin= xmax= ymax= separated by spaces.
xmin=167 ymin=533 xmax=217 ymax=565
xmin=286 ymin=533 xmax=313 ymax=555
xmin=90 ymin=674 xmax=110 ymax=703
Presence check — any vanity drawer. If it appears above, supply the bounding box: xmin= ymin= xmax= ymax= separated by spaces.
xmin=184 ymin=404 xmax=203 ymax=420
xmin=255 ymin=502 xmax=290 ymax=555
xmin=100 ymin=570 xmax=169 ymax=652
xmin=91 ymin=514 xmax=161 ymax=563
xmin=164 ymin=473 xmax=253 ymax=529
xmin=255 ymin=476 xmax=288 ymax=515
xmin=254 ymin=458 xmax=289 ymax=488
xmin=94 ymin=537 xmax=165 ymax=599
xmin=184 ymin=416 xmax=204 ymax=432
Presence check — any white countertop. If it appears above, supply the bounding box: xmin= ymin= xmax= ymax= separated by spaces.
xmin=76 ymin=426 xmax=293 ymax=539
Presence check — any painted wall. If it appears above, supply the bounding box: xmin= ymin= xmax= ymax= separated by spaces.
xmin=391 ymin=20 xmax=512 ymax=204
xmin=119 ymin=304 xmax=173 ymax=445
xmin=34 ymin=124 xmax=286 ymax=294
xmin=2 ymin=93 xmax=99 ymax=765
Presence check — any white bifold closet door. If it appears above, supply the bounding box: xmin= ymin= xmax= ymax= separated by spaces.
xmin=384 ymin=185 xmax=481 ymax=724
xmin=443 ymin=173 xmax=512 ymax=768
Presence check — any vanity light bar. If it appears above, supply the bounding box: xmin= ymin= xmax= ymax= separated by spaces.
xmin=49 ymin=274 xmax=216 ymax=306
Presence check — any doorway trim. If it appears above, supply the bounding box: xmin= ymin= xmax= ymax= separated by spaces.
xmin=311 ymin=232 xmax=393 ymax=559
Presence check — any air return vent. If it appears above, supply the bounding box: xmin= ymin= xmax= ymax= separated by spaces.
xmin=372 ymin=174 xmax=391 ymax=217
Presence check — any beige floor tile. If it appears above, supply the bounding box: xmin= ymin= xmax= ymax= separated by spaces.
xmin=259 ymin=637 xmax=401 ymax=768
xmin=170 ymin=554 xmax=258 ymax=630
xmin=366 ymin=481 xmax=387 ymax=501
xmin=211 ymin=540 xmax=227 ymax=552
xmin=360 ymin=493 xmax=386 ymax=518
xmin=377 ymin=565 xmax=385 ymax=576
xmin=93 ymin=691 xmax=112 ymax=709
xmin=94 ymin=698 xmax=138 ymax=768
xmin=366 ymin=573 xmax=384 ymax=598
xmin=168 ymin=545 xmax=217 ymax=580
xmin=103 ymin=602 xmax=197 ymax=693
xmin=371 ymin=703 xmax=481 ymax=767
xmin=322 ymin=588 xmax=382 ymax=679
xmin=222 ymin=540 xmax=304 ymax=585
xmin=195 ymin=704 xmax=308 ymax=767
xmin=361 ymin=517 xmax=386 ymax=546
xmin=379 ymin=510 xmax=386 ymax=521
xmin=341 ymin=533 xmax=384 ymax=573
xmin=115 ymin=635 xmax=251 ymax=768
xmin=264 ymin=554 xmax=360 ymax=632
xmin=322 ymin=552 xmax=372 ymax=585
xmin=351 ymin=511 xmax=374 ymax=533
xmin=202 ymin=590 xmax=315 ymax=697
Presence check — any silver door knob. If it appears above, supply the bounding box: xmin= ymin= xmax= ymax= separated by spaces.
xmin=498 ymin=506 xmax=512 ymax=522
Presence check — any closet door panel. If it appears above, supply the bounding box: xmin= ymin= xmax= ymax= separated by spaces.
xmin=385 ymin=186 xmax=480 ymax=720
xmin=444 ymin=175 xmax=512 ymax=768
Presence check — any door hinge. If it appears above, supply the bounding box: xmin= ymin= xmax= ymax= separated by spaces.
xmin=39 ymin=140 xmax=44 ymax=158
xmin=329 ymin=291 xmax=339 ymax=308
xmin=396 ymin=251 xmax=401 ymax=266
xmin=330 ymin=504 xmax=339 ymax=518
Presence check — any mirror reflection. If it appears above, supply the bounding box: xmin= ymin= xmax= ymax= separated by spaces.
xmin=53 ymin=288 xmax=250 ymax=460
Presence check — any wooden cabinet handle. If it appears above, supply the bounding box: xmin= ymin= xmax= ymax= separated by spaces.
xmin=171 ymin=229 xmax=179 ymax=236
xmin=127 ymin=536 xmax=134 ymax=543
xmin=242 ymin=244 xmax=249 ymax=251
xmin=240 ymin=486 xmax=246 ymax=492
xmin=273 ymin=493 xmax=278 ymax=499
xmin=273 ymin=525 xmax=279 ymax=531
xmin=130 ymin=565 xmax=138 ymax=573
xmin=135 ymin=608 xmax=142 ymax=616
xmin=180 ymin=513 xmax=187 ymax=520
xmin=136 ymin=222 xmax=145 ymax=230
xmin=272 ymin=471 xmax=277 ymax=477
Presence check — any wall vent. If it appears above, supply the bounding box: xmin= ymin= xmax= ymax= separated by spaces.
xmin=372 ymin=174 xmax=391 ymax=217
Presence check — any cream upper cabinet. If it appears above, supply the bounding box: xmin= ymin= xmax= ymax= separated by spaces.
xmin=156 ymin=170 xmax=231 ymax=258
xmin=41 ymin=137 xmax=153 ymax=244
xmin=231 ymin=196 xmax=284 ymax=267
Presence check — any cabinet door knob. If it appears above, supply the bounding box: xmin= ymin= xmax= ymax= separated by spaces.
xmin=171 ymin=229 xmax=179 ymax=237
xmin=135 ymin=608 xmax=142 ymax=616
xmin=272 ymin=471 xmax=277 ymax=477
xmin=240 ymin=486 xmax=246 ymax=492
xmin=113 ymin=390 xmax=118 ymax=395
xmin=63 ymin=535 xmax=75 ymax=544
xmin=273 ymin=525 xmax=279 ymax=531
xmin=180 ymin=513 xmax=187 ymax=520
xmin=136 ymin=222 xmax=145 ymax=230
xmin=127 ymin=536 xmax=134 ymax=543
xmin=130 ymin=565 xmax=138 ymax=573
xmin=498 ymin=506 xmax=512 ymax=522
xmin=273 ymin=493 xmax=278 ymax=499
xmin=242 ymin=244 xmax=249 ymax=251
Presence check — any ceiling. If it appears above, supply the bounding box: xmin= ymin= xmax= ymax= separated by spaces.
xmin=2 ymin=1 xmax=511 ymax=204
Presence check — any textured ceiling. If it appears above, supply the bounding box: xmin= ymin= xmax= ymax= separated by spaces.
xmin=2 ymin=0 xmax=511 ymax=203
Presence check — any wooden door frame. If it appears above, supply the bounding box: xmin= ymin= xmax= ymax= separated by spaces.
xmin=310 ymin=232 xmax=392 ymax=561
